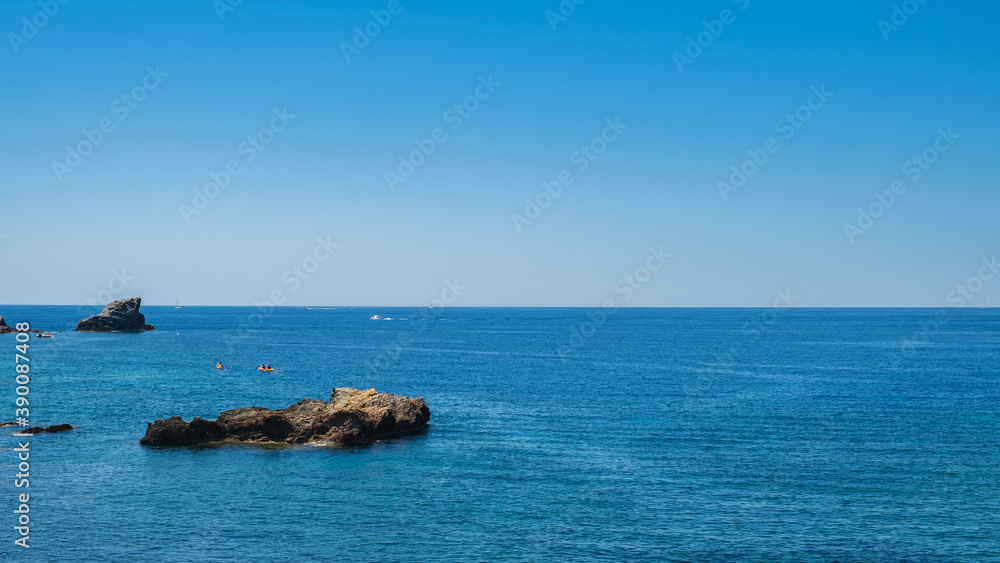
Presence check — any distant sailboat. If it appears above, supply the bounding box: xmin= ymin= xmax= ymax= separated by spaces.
xmin=982 ymin=300 xmax=987 ymax=309
xmin=175 ymin=298 xmax=182 ymax=310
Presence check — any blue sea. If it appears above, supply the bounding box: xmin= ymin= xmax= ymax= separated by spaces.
xmin=1 ymin=307 xmax=998 ymax=562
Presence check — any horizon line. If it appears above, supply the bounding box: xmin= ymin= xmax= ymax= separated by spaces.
xmin=1 ymin=304 xmax=991 ymax=310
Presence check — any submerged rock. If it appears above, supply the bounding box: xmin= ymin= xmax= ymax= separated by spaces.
xmin=140 ymin=387 xmax=430 ymax=447
xmin=23 ymin=424 xmax=75 ymax=434
xmin=76 ymin=297 xmax=156 ymax=332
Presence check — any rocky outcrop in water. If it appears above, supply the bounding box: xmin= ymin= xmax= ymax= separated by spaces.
xmin=140 ymin=387 xmax=430 ymax=447
xmin=1 ymin=422 xmax=74 ymax=433
xmin=76 ymin=298 xmax=155 ymax=332
xmin=0 ymin=316 xmax=43 ymax=334
xmin=24 ymin=424 xmax=75 ymax=434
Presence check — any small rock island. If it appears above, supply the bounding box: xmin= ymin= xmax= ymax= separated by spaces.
xmin=0 ymin=316 xmax=43 ymax=334
xmin=24 ymin=424 xmax=75 ymax=434
xmin=77 ymin=297 xmax=156 ymax=332
xmin=140 ymin=387 xmax=430 ymax=447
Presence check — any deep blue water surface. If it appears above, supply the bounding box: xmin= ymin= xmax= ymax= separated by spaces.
xmin=1 ymin=307 xmax=998 ymax=561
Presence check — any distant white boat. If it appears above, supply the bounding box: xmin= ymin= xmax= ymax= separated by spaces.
xmin=370 ymin=315 xmax=381 ymax=320
xmin=175 ymin=298 xmax=182 ymax=310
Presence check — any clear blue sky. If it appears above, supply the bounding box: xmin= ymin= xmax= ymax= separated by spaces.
xmin=1 ymin=0 xmax=998 ymax=307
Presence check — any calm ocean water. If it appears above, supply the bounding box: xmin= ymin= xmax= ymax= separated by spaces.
xmin=1 ymin=306 xmax=997 ymax=562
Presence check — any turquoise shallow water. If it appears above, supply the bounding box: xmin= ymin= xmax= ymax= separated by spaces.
xmin=1 ymin=307 xmax=998 ymax=561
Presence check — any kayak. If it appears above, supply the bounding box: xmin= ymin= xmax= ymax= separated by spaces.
xmin=258 ymin=367 xmax=273 ymax=372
